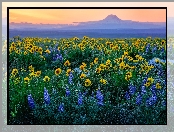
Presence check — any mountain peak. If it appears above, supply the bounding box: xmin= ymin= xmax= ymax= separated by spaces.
xmin=103 ymin=14 xmax=121 ymax=21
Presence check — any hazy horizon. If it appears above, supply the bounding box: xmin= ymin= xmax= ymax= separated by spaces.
xmin=2 ymin=13 xmax=167 ymax=26
xmin=8 ymin=9 xmax=166 ymax=25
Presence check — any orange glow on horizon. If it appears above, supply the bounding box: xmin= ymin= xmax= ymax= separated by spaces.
xmin=9 ymin=9 xmax=166 ymax=24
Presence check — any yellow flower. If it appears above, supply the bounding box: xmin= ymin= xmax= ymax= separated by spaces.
xmin=138 ymin=56 xmax=143 ymax=61
xmin=156 ymin=83 xmax=161 ymax=89
xmin=119 ymin=62 xmax=125 ymax=70
xmin=80 ymin=65 xmax=85 ymax=71
xmin=94 ymin=58 xmax=98 ymax=64
xmin=128 ymin=56 xmax=133 ymax=61
xmin=90 ymin=62 xmax=94 ymax=68
xmin=106 ymin=59 xmax=111 ymax=66
xmin=119 ymin=58 xmax=123 ymax=63
xmin=124 ymin=51 xmax=128 ymax=56
xmin=14 ymin=77 xmax=20 ymax=84
xmin=11 ymin=69 xmax=18 ymax=76
xmin=126 ymin=71 xmax=132 ymax=77
xmin=35 ymin=71 xmax=41 ymax=77
xmin=64 ymin=60 xmax=71 ymax=67
xmin=80 ymin=73 xmax=86 ymax=79
xmin=38 ymin=47 xmax=43 ymax=54
xmin=43 ymin=76 xmax=50 ymax=82
xmin=82 ymin=62 xmax=87 ymax=68
xmin=85 ymin=79 xmax=92 ymax=87
xmin=29 ymin=72 xmax=35 ymax=77
xmin=29 ymin=67 xmax=34 ymax=73
xmin=100 ymin=79 xmax=107 ymax=85
xmin=124 ymin=64 xmax=130 ymax=70
xmin=114 ymin=58 xmax=119 ymax=63
xmin=45 ymin=49 xmax=51 ymax=54
xmin=125 ymin=71 xmax=132 ymax=81
xmin=144 ymin=82 xmax=151 ymax=87
xmin=30 ymin=48 xmax=34 ymax=53
xmin=133 ymin=60 xmax=139 ymax=63
xmin=96 ymin=67 xmax=102 ymax=74
xmin=24 ymin=51 xmax=28 ymax=55
xmin=135 ymin=55 xmax=140 ymax=59
xmin=55 ymin=68 xmax=61 ymax=76
xmin=99 ymin=64 xmax=106 ymax=70
xmin=15 ymin=50 xmax=20 ymax=54
xmin=105 ymin=65 xmax=110 ymax=70
xmin=147 ymin=77 xmax=154 ymax=84
xmin=24 ymin=77 xmax=30 ymax=83
xmin=29 ymin=65 xmax=33 ymax=70
xmin=130 ymin=66 xmax=135 ymax=70
xmin=155 ymin=58 xmax=160 ymax=64
xmin=112 ymin=45 xmax=119 ymax=51
xmin=66 ymin=69 xmax=72 ymax=76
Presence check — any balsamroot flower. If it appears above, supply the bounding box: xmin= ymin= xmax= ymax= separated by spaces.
xmin=55 ymin=68 xmax=61 ymax=76
xmin=84 ymin=79 xmax=92 ymax=87
xmin=43 ymin=76 xmax=50 ymax=82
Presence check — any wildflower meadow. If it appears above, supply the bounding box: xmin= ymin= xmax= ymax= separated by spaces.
xmin=8 ymin=36 xmax=167 ymax=124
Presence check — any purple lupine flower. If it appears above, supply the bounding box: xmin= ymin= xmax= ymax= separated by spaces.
xmin=53 ymin=53 xmax=63 ymax=62
xmin=28 ymin=94 xmax=35 ymax=109
xmin=136 ymin=93 xmax=142 ymax=106
xmin=58 ymin=54 xmax=63 ymax=61
xmin=158 ymin=68 xmax=164 ymax=76
xmin=146 ymin=44 xmax=150 ymax=52
xmin=129 ymin=85 xmax=136 ymax=95
xmin=66 ymin=87 xmax=70 ymax=97
xmin=142 ymin=77 xmax=148 ymax=85
xmin=125 ymin=91 xmax=130 ymax=100
xmin=146 ymin=94 xmax=157 ymax=107
xmin=68 ymin=72 xmax=74 ymax=85
xmin=96 ymin=90 xmax=104 ymax=106
xmin=152 ymin=46 xmax=157 ymax=52
xmin=150 ymin=85 xmax=156 ymax=95
xmin=58 ymin=103 xmax=64 ymax=112
xmin=52 ymin=54 xmax=58 ymax=61
xmin=161 ymin=47 xmax=164 ymax=52
xmin=44 ymin=87 xmax=50 ymax=105
xmin=141 ymin=86 xmax=146 ymax=95
xmin=78 ymin=92 xmax=83 ymax=105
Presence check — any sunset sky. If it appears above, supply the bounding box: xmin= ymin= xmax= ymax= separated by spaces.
xmin=8 ymin=9 xmax=166 ymax=24
xmin=4 ymin=2 xmax=174 ymax=25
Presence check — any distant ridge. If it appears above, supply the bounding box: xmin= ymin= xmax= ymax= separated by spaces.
xmin=9 ymin=14 xmax=166 ymax=30
xmin=102 ymin=14 xmax=121 ymax=22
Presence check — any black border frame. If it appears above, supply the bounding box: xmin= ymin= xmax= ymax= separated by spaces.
xmin=7 ymin=6 xmax=167 ymax=125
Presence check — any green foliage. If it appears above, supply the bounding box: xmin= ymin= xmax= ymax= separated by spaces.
xmin=8 ymin=36 xmax=167 ymax=124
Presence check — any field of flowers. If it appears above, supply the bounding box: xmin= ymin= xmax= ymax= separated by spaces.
xmin=8 ymin=36 xmax=167 ymax=124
